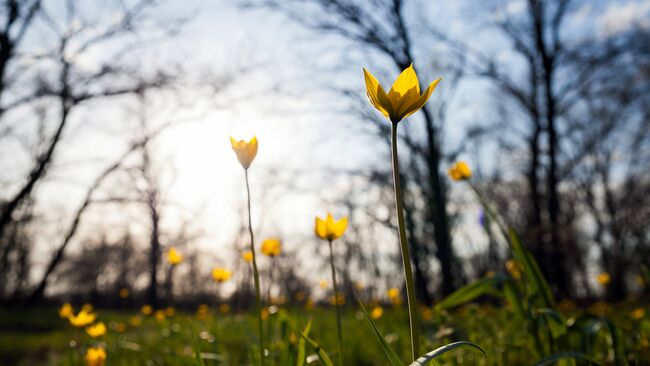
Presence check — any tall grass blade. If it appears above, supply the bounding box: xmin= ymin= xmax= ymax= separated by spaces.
xmin=297 ymin=326 xmax=335 ymax=366
xmin=509 ymin=228 xmax=554 ymax=307
xmin=435 ymin=274 xmax=504 ymax=311
xmin=296 ymin=320 xmax=312 ymax=366
xmin=355 ymin=292 xmax=403 ymax=366
xmin=408 ymin=341 xmax=486 ymax=366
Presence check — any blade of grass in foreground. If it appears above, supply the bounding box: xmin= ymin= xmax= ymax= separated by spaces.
xmin=354 ymin=292 xmax=403 ymax=366
xmin=295 ymin=322 xmax=335 ymax=366
xmin=296 ymin=320 xmax=311 ymax=366
xmin=409 ymin=341 xmax=486 ymax=366
xmin=435 ymin=274 xmax=504 ymax=311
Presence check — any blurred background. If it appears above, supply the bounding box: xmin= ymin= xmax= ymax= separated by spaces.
xmin=0 ymin=0 xmax=648 ymax=309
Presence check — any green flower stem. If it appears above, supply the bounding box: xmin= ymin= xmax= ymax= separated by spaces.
xmin=390 ymin=121 xmax=419 ymax=362
xmin=328 ymin=239 xmax=344 ymax=366
xmin=245 ymin=169 xmax=266 ymax=366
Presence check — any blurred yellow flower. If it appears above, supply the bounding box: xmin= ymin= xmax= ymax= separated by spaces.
xmin=597 ymin=272 xmax=611 ymax=286
xmin=505 ymin=259 xmax=522 ymax=280
xmin=230 ymin=136 xmax=258 ymax=170
xmin=68 ymin=309 xmax=97 ymax=328
xmin=261 ymin=238 xmax=282 ymax=257
xmin=354 ymin=282 xmax=365 ymax=290
xmin=84 ymin=346 xmax=106 ymax=366
xmin=315 ymin=213 xmax=348 ymax=241
xmin=154 ymin=310 xmax=166 ymax=321
xmin=261 ymin=307 xmax=270 ymax=320
xmin=319 ymin=279 xmax=329 ymax=289
xmin=167 ymin=247 xmax=183 ymax=265
xmin=141 ymin=305 xmax=153 ymax=315
xmin=118 ymin=288 xmax=130 ymax=299
xmin=295 ymin=291 xmax=306 ymax=301
xmin=165 ymin=306 xmax=175 ymax=317
xmin=329 ymin=292 xmax=345 ymax=305
xmin=387 ymin=288 xmax=400 ymax=302
xmin=59 ymin=303 xmax=73 ymax=319
xmin=128 ymin=316 xmax=142 ymax=327
xmin=82 ymin=303 xmax=94 ymax=313
xmin=631 ymin=307 xmax=646 ymax=320
xmin=242 ymin=250 xmax=253 ymax=263
xmin=363 ymin=64 xmax=441 ymax=123
xmin=116 ymin=322 xmax=127 ymax=333
xmin=448 ymin=161 xmax=472 ymax=181
xmin=85 ymin=322 xmax=107 ymax=338
xmin=219 ymin=304 xmax=231 ymax=313
xmin=212 ymin=268 xmax=232 ymax=283
xmin=370 ymin=306 xmax=384 ymax=320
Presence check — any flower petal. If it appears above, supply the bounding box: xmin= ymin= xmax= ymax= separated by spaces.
xmin=389 ymin=64 xmax=420 ymax=98
xmin=363 ymin=68 xmax=391 ymax=119
xmin=333 ymin=217 xmax=348 ymax=239
xmin=315 ymin=217 xmax=327 ymax=239
xmin=401 ymin=78 xmax=441 ymax=119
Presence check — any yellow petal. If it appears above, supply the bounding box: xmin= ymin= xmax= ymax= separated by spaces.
xmin=332 ymin=216 xmax=348 ymax=239
xmin=363 ymin=68 xmax=392 ymax=119
xmin=401 ymin=78 xmax=441 ymax=120
xmin=315 ymin=217 xmax=327 ymax=239
xmin=389 ymin=64 xmax=420 ymax=97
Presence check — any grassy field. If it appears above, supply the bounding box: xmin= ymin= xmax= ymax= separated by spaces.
xmin=1 ymin=301 xmax=648 ymax=365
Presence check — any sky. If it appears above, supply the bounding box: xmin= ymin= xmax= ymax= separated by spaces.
xmin=5 ymin=0 xmax=649 ymax=291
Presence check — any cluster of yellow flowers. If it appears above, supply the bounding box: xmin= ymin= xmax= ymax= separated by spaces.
xmin=58 ymin=303 xmax=107 ymax=365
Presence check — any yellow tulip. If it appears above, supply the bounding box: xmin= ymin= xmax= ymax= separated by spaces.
xmin=230 ymin=136 xmax=258 ymax=170
xmin=167 ymin=247 xmax=183 ymax=265
xmin=165 ymin=306 xmax=175 ymax=317
xmin=448 ymin=161 xmax=472 ymax=181
xmin=630 ymin=307 xmax=646 ymax=320
xmin=85 ymin=322 xmax=107 ymax=338
xmin=59 ymin=303 xmax=73 ymax=319
xmin=154 ymin=310 xmax=166 ymax=321
xmin=363 ymin=64 xmax=441 ymax=123
xmin=68 ymin=309 xmax=97 ymax=328
xmin=261 ymin=238 xmax=282 ymax=257
xmin=84 ymin=346 xmax=106 ymax=366
xmin=118 ymin=288 xmax=130 ymax=298
xmin=129 ymin=316 xmax=142 ymax=327
xmin=315 ymin=213 xmax=348 ymax=241
xmin=319 ymin=279 xmax=329 ymax=289
xmin=212 ymin=268 xmax=232 ymax=283
xmin=597 ymin=272 xmax=611 ymax=286
xmin=242 ymin=250 xmax=253 ymax=263
xmin=505 ymin=259 xmax=522 ymax=280
xmin=387 ymin=287 xmax=400 ymax=301
xmin=370 ymin=306 xmax=384 ymax=320
xmin=141 ymin=305 xmax=153 ymax=315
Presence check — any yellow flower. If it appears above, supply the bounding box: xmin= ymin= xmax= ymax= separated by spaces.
xmin=68 ymin=309 xmax=97 ymax=328
xmin=230 ymin=136 xmax=258 ymax=170
xmin=319 ymin=279 xmax=329 ymax=289
xmin=219 ymin=304 xmax=231 ymax=313
xmin=116 ymin=322 xmax=127 ymax=333
xmin=448 ymin=161 xmax=472 ymax=181
xmin=363 ymin=64 xmax=441 ymax=123
xmin=165 ymin=306 xmax=175 ymax=317
xmin=315 ymin=213 xmax=348 ymax=241
xmin=242 ymin=250 xmax=253 ymax=263
xmin=354 ymin=282 xmax=365 ymax=290
xmin=630 ymin=307 xmax=645 ymax=320
xmin=597 ymin=272 xmax=611 ymax=286
xmin=141 ymin=305 xmax=153 ymax=315
xmin=59 ymin=303 xmax=73 ymax=319
xmin=505 ymin=259 xmax=522 ymax=280
xmin=128 ymin=316 xmax=142 ymax=327
xmin=212 ymin=268 xmax=232 ymax=283
xmin=370 ymin=306 xmax=384 ymax=320
xmin=118 ymin=288 xmax=130 ymax=298
xmin=154 ymin=310 xmax=166 ymax=321
xmin=84 ymin=346 xmax=106 ymax=366
xmin=261 ymin=238 xmax=282 ymax=257
xmin=329 ymin=292 xmax=345 ymax=305
xmin=85 ymin=322 xmax=107 ymax=338
xmin=387 ymin=287 xmax=400 ymax=302
xmin=167 ymin=247 xmax=183 ymax=265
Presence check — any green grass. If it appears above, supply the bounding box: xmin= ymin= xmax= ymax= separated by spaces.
xmin=1 ymin=302 xmax=648 ymax=365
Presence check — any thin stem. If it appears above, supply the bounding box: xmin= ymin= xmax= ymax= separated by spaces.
xmin=328 ymin=239 xmax=344 ymax=366
xmin=390 ymin=122 xmax=419 ymax=362
xmin=245 ymin=169 xmax=266 ymax=366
